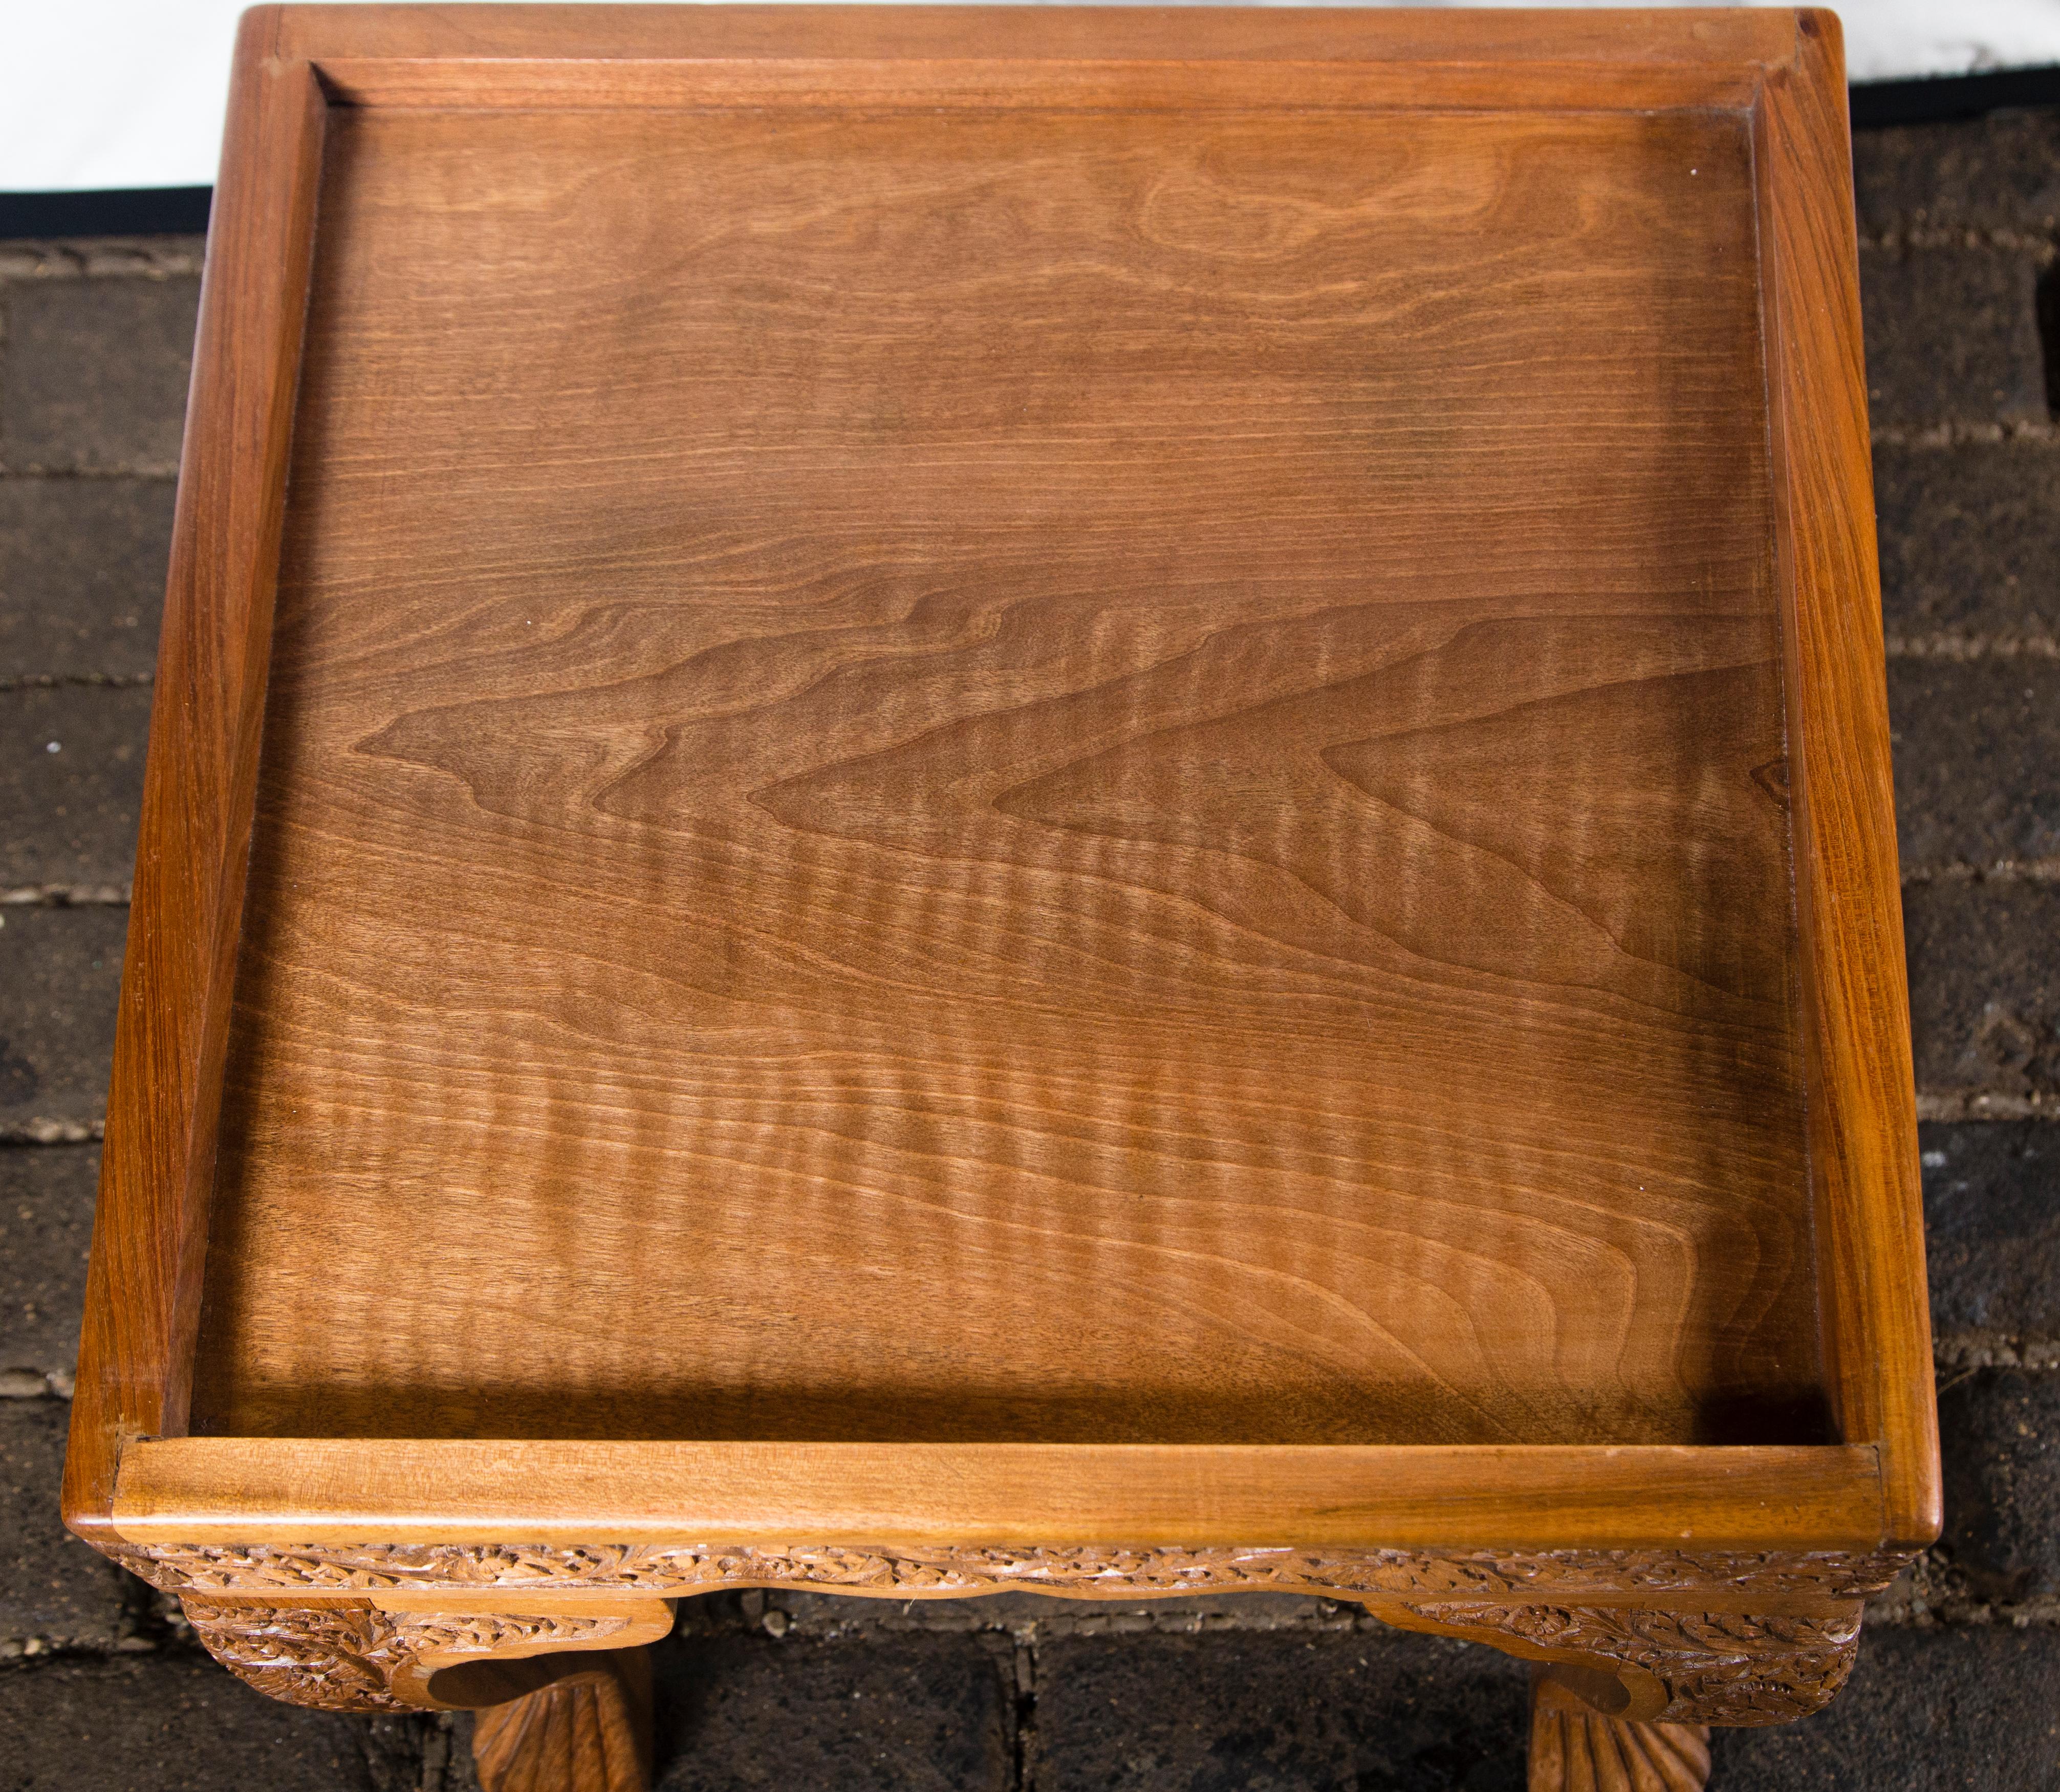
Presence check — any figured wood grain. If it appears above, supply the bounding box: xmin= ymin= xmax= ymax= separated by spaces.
xmin=64 ymin=14 xmax=1920 ymax=1623
xmin=62 ymin=10 xmax=326 ymax=1541
xmin=1755 ymin=13 xmax=1940 ymax=1546
xmin=182 ymin=91 xmax=1825 ymax=1452
xmin=109 ymin=1439 xmax=1890 ymax=1551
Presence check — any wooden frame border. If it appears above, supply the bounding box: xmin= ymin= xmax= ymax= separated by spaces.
xmin=1754 ymin=11 xmax=1939 ymax=1549
xmin=111 ymin=1439 xmax=1887 ymax=1551
xmin=68 ymin=6 xmax=1936 ymax=1560
xmin=62 ymin=15 xmax=329 ymax=1546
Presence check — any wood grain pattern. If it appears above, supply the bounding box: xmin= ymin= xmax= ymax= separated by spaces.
xmin=109 ymin=1438 xmax=1890 ymax=1550
xmin=65 ymin=10 xmax=1932 ymax=1651
xmin=1530 ymin=1674 xmax=1710 ymax=1790
xmin=1755 ymin=11 xmax=1941 ymax=1550
xmin=471 ymin=1652 xmax=653 ymax=1792
xmin=188 ymin=95 xmax=1822 ymax=1453
xmin=62 ymin=9 xmax=327 ymax=1542
xmin=267 ymin=3 xmax=1804 ymax=74
xmin=277 ymin=3 xmax=1796 ymax=116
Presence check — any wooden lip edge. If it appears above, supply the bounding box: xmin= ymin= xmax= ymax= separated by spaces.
xmin=60 ymin=11 xmax=327 ymax=1547
xmin=305 ymin=56 xmax=1767 ymax=109
xmin=111 ymin=1440 xmax=1890 ymax=1551
xmin=64 ymin=1 xmax=1857 ymax=1553
xmin=272 ymin=1 xmax=1806 ymax=108
xmin=264 ymin=3 xmax=1808 ymax=69
xmin=1754 ymin=12 xmax=1941 ymax=1546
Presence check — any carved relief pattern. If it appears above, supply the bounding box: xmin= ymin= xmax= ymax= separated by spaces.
xmin=108 ymin=1540 xmax=1913 ymax=1604
xmin=1402 ymin=1602 xmax=1863 ymax=1727
xmin=180 ymin=1594 xmax=638 ymax=1714
xmin=131 ymin=1544 xmax=1891 ymax=1728
xmin=180 ymin=1598 xmax=416 ymax=1712
xmin=1530 ymin=1705 xmax=1711 ymax=1792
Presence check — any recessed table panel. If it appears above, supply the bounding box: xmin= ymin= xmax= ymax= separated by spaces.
xmin=188 ymin=99 xmax=1819 ymax=1447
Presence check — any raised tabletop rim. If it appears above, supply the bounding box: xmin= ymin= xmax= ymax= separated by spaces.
xmin=64 ymin=5 xmax=1937 ymax=1581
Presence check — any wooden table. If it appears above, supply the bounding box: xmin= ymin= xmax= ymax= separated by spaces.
xmin=65 ymin=8 xmax=1938 ymax=1789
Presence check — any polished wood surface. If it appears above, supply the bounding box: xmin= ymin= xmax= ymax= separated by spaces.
xmin=265 ymin=2 xmax=1804 ymax=67
xmin=61 ymin=15 xmax=328 ymax=1544
xmin=109 ymin=1438 xmax=1889 ymax=1551
xmin=1530 ymin=1675 xmax=1710 ymax=1791
xmin=68 ymin=5 xmax=1932 ymax=1664
xmin=1755 ymin=13 xmax=1939 ymax=1548
xmin=63 ymin=13 xmax=1932 ymax=1780
xmin=189 ymin=90 xmax=1819 ymax=1452
xmin=470 ymin=1651 xmax=653 ymax=1792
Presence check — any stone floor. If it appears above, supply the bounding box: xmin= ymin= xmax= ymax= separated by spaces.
xmin=2 ymin=106 xmax=2058 ymax=1790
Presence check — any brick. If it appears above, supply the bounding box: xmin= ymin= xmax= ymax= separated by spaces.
xmin=0 ymin=906 xmax=125 ymax=1134
xmin=0 ymin=279 xmax=198 ymax=472
xmin=0 ymin=1400 xmax=125 ymax=1648
xmin=0 ymin=240 xmax=205 ymax=283
xmin=1711 ymin=1626 xmax=2060 ymax=1788
xmin=0 ymin=477 xmax=171 ymax=679
xmin=1903 ymin=879 xmax=2060 ymax=1105
xmin=1859 ymin=248 xmax=2047 ymax=429
xmin=650 ymin=1628 xmax=1014 ymax=1790
xmin=1854 ymin=112 xmax=2060 ymax=235
xmin=1874 ymin=443 xmax=2060 ymax=642
xmin=1937 ymin=1368 xmax=2060 ymax=1606
xmin=0 ymin=1146 xmax=96 ymax=1382
xmin=0 ymin=1650 xmax=391 ymax=1789
xmin=363 ymin=1714 xmax=446 ymax=1792
xmin=1032 ymin=1628 xmax=1527 ymax=1792
xmin=0 ymin=686 xmax=149 ymax=887
xmin=1890 ymin=658 xmax=2060 ymax=867
xmin=1923 ymin=1123 xmax=2060 ymax=1341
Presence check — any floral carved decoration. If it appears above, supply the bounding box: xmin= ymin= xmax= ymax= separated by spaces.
xmin=107 ymin=1541 xmax=1912 ymax=1603
xmin=179 ymin=1595 xmax=640 ymax=1713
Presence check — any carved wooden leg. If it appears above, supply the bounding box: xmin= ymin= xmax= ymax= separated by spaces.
xmin=1380 ymin=1598 xmax=1862 ymax=1725
xmin=1529 ymin=1671 xmax=1710 ymax=1790
xmin=180 ymin=1593 xmax=673 ymax=1791
xmin=470 ymin=1649 xmax=653 ymax=1792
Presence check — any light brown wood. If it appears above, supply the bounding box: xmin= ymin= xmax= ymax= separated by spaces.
xmin=63 ymin=8 xmax=1935 ymax=1769
xmin=1755 ymin=10 xmax=1940 ymax=1550
xmin=183 ymin=1592 xmax=671 ymax=1707
xmin=277 ymin=4 xmax=1794 ymax=121
xmin=470 ymin=1651 xmax=653 ymax=1792
xmin=132 ymin=1538 xmax=1875 ymax=1729
xmin=306 ymin=55 xmax=1769 ymax=113
xmin=267 ymin=2 xmax=1805 ymax=75
xmin=109 ymin=1438 xmax=1888 ymax=1550
xmin=192 ymin=78 xmax=1818 ymax=1459
xmin=62 ymin=8 xmax=328 ymax=1545
xmin=1529 ymin=1674 xmax=1711 ymax=1790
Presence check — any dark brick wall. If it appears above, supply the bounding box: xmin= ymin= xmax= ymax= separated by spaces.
xmin=1866 ymin=110 xmax=2060 ymax=1156
xmin=0 ymin=101 xmax=2055 ymax=1788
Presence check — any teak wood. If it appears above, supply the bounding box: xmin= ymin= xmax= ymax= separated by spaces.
xmin=66 ymin=8 xmax=1936 ymax=1790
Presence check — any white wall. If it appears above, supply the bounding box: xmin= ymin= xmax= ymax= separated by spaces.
xmin=7 ymin=0 xmax=2060 ymax=191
